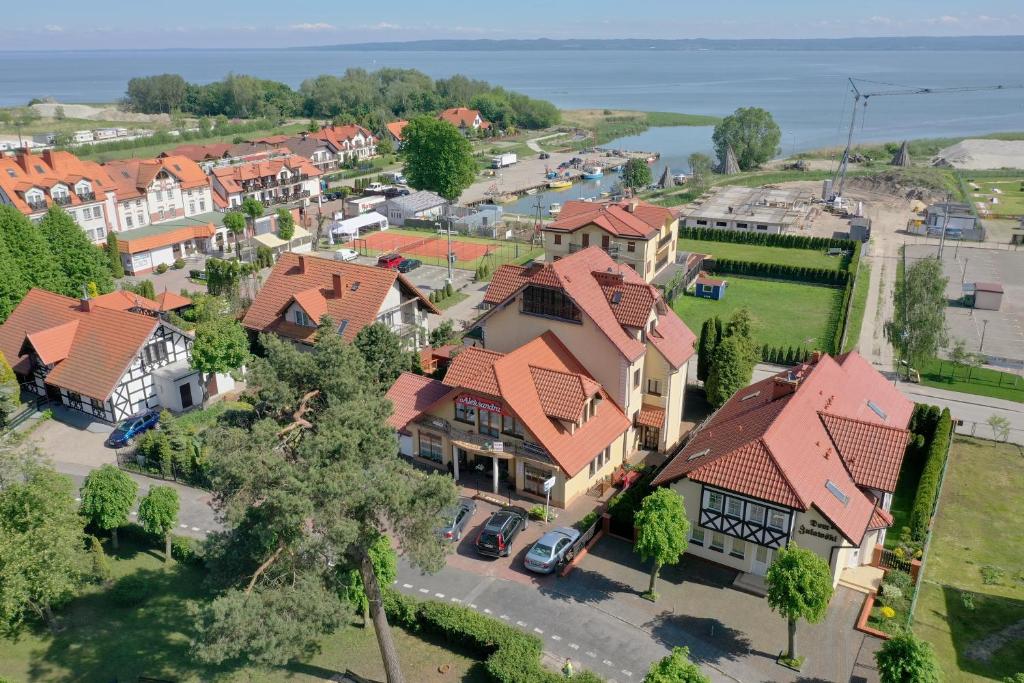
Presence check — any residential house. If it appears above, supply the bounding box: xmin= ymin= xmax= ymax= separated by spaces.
xmin=0 ymin=289 xmax=204 ymax=423
xmin=0 ymin=149 xmax=117 ymax=243
xmin=652 ymin=352 xmax=913 ymax=586
xmin=241 ymin=252 xmax=438 ymax=351
xmin=387 ymin=332 xmax=631 ymax=508
xmin=385 ymin=120 xmax=408 ymax=148
xmin=103 ymin=155 xmax=213 ymax=231
xmin=210 ymin=154 xmax=321 ymax=210
xmin=471 ymin=247 xmax=696 ymax=453
xmin=160 ymin=143 xmax=234 ymax=166
xmin=379 ymin=190 xmax=448 ymax=226
xmin=438 ymin=108 xmax=490 ymax=135
xmin=115 ymin=214 xmax=219 ymax=275
xmin=544 ymin=199 xmax=678 ymax=282
xmin=280 ymin=134 xmax=342 ymax=173
xmin=925 ymin=202 xmax=979 ymax=238
xmin=313 ymin=124 xmax=377 ymax=162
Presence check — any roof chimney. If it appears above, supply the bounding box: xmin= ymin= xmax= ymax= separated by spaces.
xmin=298 ymin=254 xmax=306 ymax=274
xmin=770 ymin=371 xmax=802 ymax=400
xmin=79 ymin=284 xmax=92 ymax=312
xmin=810 ymin=350 xmax=823 ymax=364
xmin=627 ymin=200 xmax=639 ymax=213
xmin=332 ymin=273 xmax=344 ymax=298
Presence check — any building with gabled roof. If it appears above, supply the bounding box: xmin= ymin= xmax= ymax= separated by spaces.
xmin=0 ymin=289 xmax=203 ymax=422
xmin=385 ymin=120 xmax=409 ymax=147
xmin=471 ymin=247 xmax=696 ymax=454
xmin=544 ymin=199 xmax=678 ymax=282
xmin=242 ymin=252 xmax=438 ymax=350
xmin=652 ymin=351 xmax=913 ymax=585
xmin=386 ymin=331 xmax=630 ymax=507
xmin=102 ymin=155 xmax=213 ymax=232
xmin=438 ymin=108 xmax=490 ymax=134
xmin=312 ymin=124 xmax=377 ymax=162
xmin=210 ymin=154 xmax=321 ymax=210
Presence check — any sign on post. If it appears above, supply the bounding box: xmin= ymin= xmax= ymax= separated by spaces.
xmin=543 ymin=476 xmax=556 ymax=524
xmin=543 ymin=476 xmax=556 ymax=493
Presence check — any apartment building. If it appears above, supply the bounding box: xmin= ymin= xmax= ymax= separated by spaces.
xmin=472 ymin=247 xmax=696 ymax=454
xmin=543 ymin=199 xmax=678 ymax=283
xmin=312 ymin=124 xmax=377 ymax=162
xmin=103 ymin=155 xmax=213 ymax=231
xmin=210 ymin=154 xmax=321 ymax=209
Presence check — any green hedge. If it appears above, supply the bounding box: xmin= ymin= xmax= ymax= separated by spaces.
xmin=383 ymin=589 xmax=605 ymax=682
xmin=908 ymin=407 xmax=952 ymax=541
xmin=760 ymin=345 xmax=813 ymax=365
xmin=679 ymin=226 xmax=855 ymax=250
xmin=708 ymin=258 xmax=849 ymax=286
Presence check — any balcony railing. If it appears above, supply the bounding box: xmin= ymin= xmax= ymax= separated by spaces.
xmin=26 ymin=199 xmax=48 ymax=212
xmin=76 ymin=191 xmax=96 ymax=202
xmin=658 ymin=231 xmax=674 ymax=248
xmin=52 ymin=195 xmax=72 ymax=206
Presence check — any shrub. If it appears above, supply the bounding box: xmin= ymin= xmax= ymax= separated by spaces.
xmin=880 ymin=606 xmax=896 ymax=619
xmin=444 ymin=282 xmax=454 ymax=297
xmin=528 ymin=505 xmax=552 ymax=522
xmin=88 ymin=535 xmax=112 ymax=584
xmin=884 ymin=569 xmax=914 ymax=593
xmin=981 ymin=565 xmax=1005 ymax=585
xmin=110 ymin=574 xmax=154 ymax=607
xmin=156 ymin=263 xmax=169 ymax=274
xmin=382 ymin=587 xmax=420 ymax=630
xmin=173 ymin=258 xmax=186 ymax=270
xmin=170 ymin=535 xmax=205 ymax=567
xmin=574 ymin=510 xmax=599 ymax=532
xmin=909 ymin=407 xmax=952 ymax=541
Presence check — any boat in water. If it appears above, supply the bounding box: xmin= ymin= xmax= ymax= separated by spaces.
xmin=525 ymin=188 xmax=538 ymax=195
xmin=581 ymin=166 xmax=604 ymax=179
xmin=548 ymin=202 xmax=562 ymax=216
xmin=548 ymin=179 xmax=573 ymax=190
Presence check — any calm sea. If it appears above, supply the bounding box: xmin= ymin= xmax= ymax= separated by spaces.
xmin=3 ymin=48 xmax=1023 ymax=209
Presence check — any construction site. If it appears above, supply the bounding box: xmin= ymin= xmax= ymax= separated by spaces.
xmin=679 ymin=185 xmax=816 ymax=233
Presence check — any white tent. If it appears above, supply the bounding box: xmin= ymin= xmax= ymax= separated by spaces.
xmin=330 ymin=211 xmax=389 ymax=238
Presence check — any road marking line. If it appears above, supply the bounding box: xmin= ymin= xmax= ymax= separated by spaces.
xmin=483 ymin=608 xmax=492 ymax=614
xmin=603 ymin=659 xmax=614 ymax=667
xmin=434 ymin=593 xmax=445 ymax=598
xmin=190 ymin=526 xmax=200 ymax=531
xmin=130 ymin=511 xmax=137 ymax=516
xmin=533 ymin=627 xmax=543 ymax=634
xmin=586 ymin=651 xmax=596 ymax=658
xmin=393 ymin=580 xmax=398 ymax=584
xmin=450 ymin=598 xmax=462 ymax=603
xmin=403 ymin=583 xmax=413 ymax=589
xmin=516 ymin=620 xmax=527 ymax=627
xmin=75 ymin=497 xmax=81 ymax=502
xmin=551 ymin=634 xmax=562 ymax=641
xmin=500 ymin=615 xmax=509 ymax=620
xmin=621 ymin=670 xmax=633 ymax=677
xmin=418 ymin=588 xmax=429 ymax=594
xmin=569 ymin=643 xmax=579 ymax=650
xmin=469 ymin=603 xmax=478 ymax=609
xmin=179 ymin=523 xmax=188 ymax=528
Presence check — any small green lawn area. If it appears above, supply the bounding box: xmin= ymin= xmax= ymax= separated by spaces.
xmin=671 ymin=276 xmax=843 ymax=351
xmin=434 ymin=291 xmax=469 ymax=311
xmin=842 ymin=260 xmax=871 ymax=353
xmin=0 ymin=538 xmax=486 ymax=682
xmin=965 ymin=175 xmax=1024 ymax=218
xmin=913 ymin=436 xmax=1024 ymax=682
xmin=884 ymin=458 xmax=920 ymax=550
xmin=677 ymin=237 xmax=841 ymax=270
xmin=918 ymin=358 xmax=1024 ymax=404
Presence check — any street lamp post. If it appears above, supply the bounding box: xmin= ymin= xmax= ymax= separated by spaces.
xmin=980 ymin=319 xmax=989 ymax=352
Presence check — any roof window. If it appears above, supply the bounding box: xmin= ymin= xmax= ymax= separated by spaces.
xmin=350 ymin=282 xmax=360 ymax=292
xmin=34 ymin=165 xmax=44 ymax=173
xmin=5 ymin=168 xmax=15 ymax=178
xmin=610 ymin=291 xmax=622 ymax=304
xmin=866 ymin=400 xmax=888 ymax=421
xmin=687 ymin=448 xmax=710 ymax=461
xmin=825 ymin=480 xmax=849 ymax=506
xmin=338 ymin=320 xmax=349 ymax=335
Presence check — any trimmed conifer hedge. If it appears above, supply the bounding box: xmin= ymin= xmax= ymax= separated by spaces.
xmin=679 ymin=226 xmax=854 ymax=250
xmin=908 ymin=407 xmax=952 ymax=542
xmin=708 ymin=258 xmax=849 ymax=286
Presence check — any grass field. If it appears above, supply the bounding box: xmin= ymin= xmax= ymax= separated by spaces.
xmin=676 ymin=237 xmax=841 ymax=270
xmin=966 ymin=175 xmax=1024 ymax=218
xmin=671 ymin=276 xmax=843 ymax=351
xmin=843 ymin=260 xmax=871 ymax=353
xmin=77 ymin=123 xmax=308 ymax=162
xmin=913 ymin=436 xmax=1024 ymax=682
xmin=0 ymin=538 xmax=486 ymax=683
xmin=918 ymin=358 xmax=1024 ymax=404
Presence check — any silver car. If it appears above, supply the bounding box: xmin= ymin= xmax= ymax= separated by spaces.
xmin=438 ymin=497 xmax=477 ymax=541
xmin=524 ymin=527 xmax=581 ymax=574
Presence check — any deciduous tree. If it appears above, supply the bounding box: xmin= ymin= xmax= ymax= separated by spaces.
xmin=644 ymin=646 xmax=710 ymax=683
xmin=223 ymin=211 xmax=246 ymax=261
xmin=401 ymin=116 xmax=476 ymax=201
xmin=275 ymin=208 xmax=295 ymax=242
xmin=428 ymin=319 xmax=456 ymax=348
xmin=765 ymin=543 xmax=833 ymax=665
xmin=0 ymin=351 xmax=21 ymax=429
xmin=39 ymin=206 xmax=113 ymax=296
xmin=0 ymin=205 xmax=65 ymax=294
xmin=341 ymin=534 xmax=397 ymax=624
xmin=241 ymin=197 xmax=265 ymax=258
xmin=875 ymin=632 xmax=941 ymax=683
xmin=634 ymin=488 xmax=690 ymax=601
xmin=191 ymin=317 xmax=250 ymax=376
xmin=712 ymin=107 xmax=782 ymax=171
xmin=138 ymin=485 xmax=180 ymax=564
xmin=987 ymin=414 xmax=1011 ymax=442
xmin=621 ymin=157 xmax=653 ymax=191
xmin=687 ymin=152 xmax=714 ymax=192
xmin=705 ymin=309 xmax=759 ymax=407
xmin=0 ymin=230 xmax=26 ymax=323
xmin=79 ymin=464 xmax=138 ymax=550
xmin=886 ymin=258 xmax=948 ymax=378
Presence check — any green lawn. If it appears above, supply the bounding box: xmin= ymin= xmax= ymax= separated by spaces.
xmin=78 ymin=123 xmax=308 ymax=162
xmin=918 ymin=358 xmax=1024 ymax=404
xmin=676 ymin=237 xmax=841 ymax=270
xmin=435 ymin=291 xmax=470 ymax=311
xmin=913 ymin=436 xmax=1024 ymax=682
xmin=671 ymin=276 xmax=843 ymax=351
xmin=966 ymin=175 xmax=1024 ymax=218
xmin=842 ymin=260 xmax=871 ymax=353
xmin=0 ymin=539 xmax=486 ymax=683
xmin=884 ymin=453 xmax=921 ymax=550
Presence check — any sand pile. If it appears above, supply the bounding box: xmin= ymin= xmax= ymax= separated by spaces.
xmin=30 ymin=102 xmax=171 ymax=124
xmin=933 ymin=139 xmax=1024 ymax=170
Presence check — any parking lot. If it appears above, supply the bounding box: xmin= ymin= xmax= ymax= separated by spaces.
xmin=905 ymin=243 xmax=1024 ymax=364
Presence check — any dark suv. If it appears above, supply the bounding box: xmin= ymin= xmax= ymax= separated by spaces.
xmin=474 ymin=505 xmax=529 ymax=558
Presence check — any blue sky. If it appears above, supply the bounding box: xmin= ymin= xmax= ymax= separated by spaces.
xmin=7 ymin=0 xmax=1024 ymax=50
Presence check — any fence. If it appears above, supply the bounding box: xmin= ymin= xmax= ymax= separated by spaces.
xmin=875 ymin=546 xmax=913 ymax=574
xmin=6 ymin=393 xmax=48 ymax=431
xmin=953 ymin=420 xmax=1024 ymax=446
xmin=116 ymin=445 xmax=210 ymax=488
xmin=564 ymin=515 xmax=601 ymax=565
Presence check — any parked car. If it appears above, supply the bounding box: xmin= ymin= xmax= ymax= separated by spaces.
xmin=366 ymin=182 xmax=386 ymax=193
xmin=334 ymin=248 xmax=359 ymax=262
xmin=107 ymin=409 xmax=161 ymax=448
xmin=376 ymin=253 xmax=403 ymax=269
xmin=475 ymin=505 xmax=529 ymax=558
xmin=438 ymin=497 xmax=477 ymax=541
xmin=539 ymin=152 xmax=551 ymax=160
xmin=397 ymin=258 xmax=421 ymax=273
xmin=524 ymin=527 xmax=581 ymax=574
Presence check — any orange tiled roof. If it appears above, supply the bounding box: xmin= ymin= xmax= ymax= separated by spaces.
xmin=385 ymin=373 xmax=456 ymax=431
xmin=442 ymin=346 xmax=504 ymax=397
xmin=385 ymin=120 xmax=409 ymax=141
xmin=636 ymin=404 xmax=665 ymax=429
xmin=548 ymin=200 xmax=672 ymax=239
xmin=103 ymin=155 xmax=208 ymax=200
xmin=653 ymin=352 xmax=914 ymax=545
xmin=313 ymin=124 xmax=376 ymax=149
xmin=483 ymin=248 xmax=695 ymax=369
xmin=160 ymin=143 xmax=232 ymax=162
xmin=438 ymin=107 xmax=489 ymax=129
xmin=91 ymin=290 xmax=161 ymax=313
xmin=154 ymin=290 xmax=191 ymax=312
xmin=0 ymin=289 xmax=159 ymax=400
xmin=118 ymin=223 xmax=217 ymax=255
xmin=211 ymin=154 xmax=321 ymax=195
xmin=241 ymin=252 xmax=438 ymax=344
xmin=291 ymin=287 xmax=329 ymax=323
xmin=0 ymin=150 xmax=115 ymax=215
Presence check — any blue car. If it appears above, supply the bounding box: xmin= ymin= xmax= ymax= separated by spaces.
xmin=107 ymin=409 xmax=160 ymax=448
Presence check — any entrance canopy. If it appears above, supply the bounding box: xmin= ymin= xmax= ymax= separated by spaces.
xmin=330 ymin=211 xmax=388 ymax=237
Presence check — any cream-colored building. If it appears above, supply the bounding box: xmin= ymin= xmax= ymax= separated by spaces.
xmin=471 ymin=247 xmax=695 ymax=455
xmin=103 ymin=155 xmax=213 ymax=231
xmin=543 ymin=199 xmax=678 ymax=283
xmin=653 ymin=352 xmax=914 ymax=586
xmin=387 ymin=332 xmax=630 ymax=508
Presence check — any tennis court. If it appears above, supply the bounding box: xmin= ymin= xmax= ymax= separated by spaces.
xmin=354 ymin=229 xmax=542 ymax=270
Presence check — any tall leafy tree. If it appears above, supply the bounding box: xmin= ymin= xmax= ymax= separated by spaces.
xmin=39 ymin=207 xmax=113 ymax=296
xmin=275 ymin=208 xmax=295 ymax=242
xmin=0 ymin=462 xmax=86 ymax=633
xmin=634 ymin=488 xmax=690 ymax=601
xmin=706 ymin=309 xmax=758 ymax=407
xmin=341 ymin=534 xmax=397 ymax=625
xmin=765 ymin=543 xmax=833 ymax=665
xmin=696 ymin=318 xmax=715 ymax=383
xmin=886 ymin=258 xmax=948 ymax=378
xmin=138 ymin=485 xmax=179 ymax=564
xmin=191 ymin=317 xmax=250 ymax=376
xmin=687 ymin=152 xmax=714 ymax=192
xmin=621 ymin=158 xmax=653 ymax=191
xmin=0 ymin=350 xmax=21 ymax=429
xmin=105 ymin=232 xmax=125 ymax=279
xmin=711 ymin=107 xmax=782 ymax=171
xmin=191 ymin=323 xmax=457 ymax=681
xmin=402 ymin=116 xmax=476 ymax=201
xmin=0 ymin=225 xmax=28 ymax=323
xmin=875 ymin=632 xmax=941 ymax=683
xmin=0 ymin=205 xmax=65 ymax=293
xmin=79 ymin=464 xmax=138 ymax=550
xmin=223 ymin=211 xmax=246 ymax=260
xmin=353 ymin=322 xmax=416 ymax=387
xmin=645 ymin=646 xmax=710 ymax=683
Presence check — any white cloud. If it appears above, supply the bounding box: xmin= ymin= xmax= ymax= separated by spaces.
xmin=924 ymin=15 xmax=960 ymax=24
xmin=44 ymin=24 xmax=63 ymax=32
xmin=370 ymin=21 xmax=402 ymax=30
xmin=866 ymin=16 xmax=893 ymax=25
xmin=289 ymin=22 xmax=336 ymax=31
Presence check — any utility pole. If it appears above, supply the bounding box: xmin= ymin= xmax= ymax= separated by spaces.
xmin=961 ymin=258 xmax=968 ymax=284
xmin=980 ymin=319 xmax=989 ymax=352
xmin=937 ymin=192 xmax=951 ymax=260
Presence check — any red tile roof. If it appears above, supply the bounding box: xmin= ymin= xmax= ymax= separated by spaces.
xmin=118 ymin=222 xmax=217 ymax=255
xmin=696 ymin=276 xmax=726 ymax=287
xmin=438 ymin=108 xmax=489 ymax=129
xmin=386 ymin=120 xmax=409 ymax=141
xmin=102 ymin=155 xmax=209 ymax=200
xmin=313 ymin=124 xmax=377 ymax=149
xmin=483 ymin=248 xmax=695 ymax=369
xmin=210 ymin=154 xmax=321 ymax=196
xmin=529 ymin=365 xmax=601 ymax=422
xmin=653 ymin=352 xmax=914 ymax=544
xmin=0 ymin=289 xmax=159 ymax=400
xmin=91 ymin=290 xmax=161 ymax=313
xmin=548 ymin=200 xmax=673 ymax=239
xmin=386 ymin=373 xmax=455 ymax=431
xmin=0 ymin=150 xmax=116 ymax=215
xmin=241 ymin=252 xmax=438 ymax=345
xmin=154 ymin=290 xmax=192 ymax=312
xmin=160 ymin=143 xmax=232 ymax=162
xmin=442 ymin=346 xmax=504 ymax=397
xmin=636 ymin=404 xmax=665 ymax=429
xmin=975 ymin=282 xmax=1004 ymax=293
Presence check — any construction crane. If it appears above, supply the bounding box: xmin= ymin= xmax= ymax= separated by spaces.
xmin=828 ymin=77 xmax=1024 ymax=209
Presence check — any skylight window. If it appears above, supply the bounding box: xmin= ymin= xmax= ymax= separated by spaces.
xmin=5 ymin=169 xmax=15 ymax=178
xmin=337 ymin=320 xmax=349 ymax=335
xmin=173 ymin=164 xmax=182 ymax=172
xmin=866 ymin=400 xmax=888 ymax=421
xmin=741 ymin=390 xmax=761 ymax=401
xmin=610 ymin=291 xmax=622 ymax=304
xmin=34 ymin=165 xmax=44 ymax=174
xmin=825 ymin=480 xmax=849 ymax=506
xmin=687 ymin=448 xmax=710 ymax=461
xmin=350 ymin=282 xmax=360 ymax=292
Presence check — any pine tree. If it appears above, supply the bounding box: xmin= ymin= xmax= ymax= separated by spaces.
xmin=696 ymin=319 xmax=714 ymax=383
xmin=106 ymin=233 xmax=125 ymax=279
xmin=0 ymin=205 xmax=66 ymax=294
xmin=39 ymin=207 xmax=113 ymax=296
